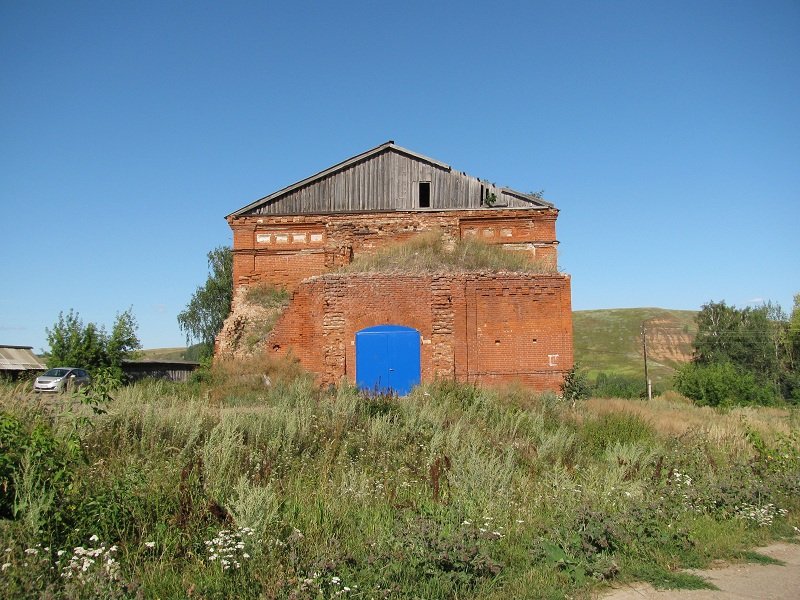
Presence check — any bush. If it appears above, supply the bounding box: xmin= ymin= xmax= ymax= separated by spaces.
xmin=592 ymin=373 xmax=647 ymax=399
xmin=673 ymin=362 xmax=777 ymax=407
xmin=0 ymin=411 xmax=76 ymax=532
xmin=561 ymin=364 xmax=590 ymax=405
xmin=578 ymin=412 xmax=655 ymax=458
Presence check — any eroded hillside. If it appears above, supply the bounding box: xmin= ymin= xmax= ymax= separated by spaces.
xmin=573 ymin=308 xmax=697 ymax=385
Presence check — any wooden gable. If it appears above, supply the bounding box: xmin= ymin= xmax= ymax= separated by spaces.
xmin=229 ymin=142 xmax=553 ymax=217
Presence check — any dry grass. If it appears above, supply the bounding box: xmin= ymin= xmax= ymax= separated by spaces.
xmin=243 ymin=283 xmax=290 ymax=309
xmin=208 ymin=352 xmax=309 ymax=404
xmin=2 ymin=374 xmax=798 ymax=600
xmin=340 ymin=230 xmax=558 ymax=274
xmin=584 ymin=393 xmax=795 ymax=440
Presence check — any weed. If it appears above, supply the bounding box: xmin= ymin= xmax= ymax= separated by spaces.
xmin=341 ymin=230 xmax=558 ymax=274
xmin=0 ymin=372 xmax=796 ymax=599
xmin=243 ymin=283 xmax=290 ymax=309
xmin=578 ymin=412 xmax=655 ymax=459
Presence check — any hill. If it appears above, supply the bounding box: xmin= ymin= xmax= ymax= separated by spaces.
xmin=139 ymin=347 xmax=191 ymax=361
xmin=573 ymin=307 xmax=697 ymax=387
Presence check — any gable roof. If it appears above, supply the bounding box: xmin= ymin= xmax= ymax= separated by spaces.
xmin=228 ymin=141 xmax=553 ymax=218
xmin=0 ymin=345 xmax=45 ymax=371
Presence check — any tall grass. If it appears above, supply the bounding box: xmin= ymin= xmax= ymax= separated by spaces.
xmin=0 ymin=370 xmax=797 ymax=599
xmin=340 ymin=230 xmax=558 ymax=274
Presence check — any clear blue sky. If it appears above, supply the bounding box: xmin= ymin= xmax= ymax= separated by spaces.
xmin=2 ymin=1 xmax=798 ymax=353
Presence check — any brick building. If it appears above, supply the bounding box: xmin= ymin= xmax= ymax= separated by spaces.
xmin=222 ymin=141 xmax=573 ymax=393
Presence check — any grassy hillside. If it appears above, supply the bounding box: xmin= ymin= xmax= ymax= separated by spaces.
xmin=139 ymin=347 xmax=189 ymax=361
xmin=139 ymin=345 xmax=205 ymax=361
xmin=573 ymin=307 xmax=698 ymax=387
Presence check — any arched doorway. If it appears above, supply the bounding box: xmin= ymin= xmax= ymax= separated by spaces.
xmin=355 ymin=325 xmax=421 ymax=395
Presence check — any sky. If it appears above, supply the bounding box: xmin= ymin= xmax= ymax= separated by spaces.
xmin=1 ymin=1 xmax=798 ymax=353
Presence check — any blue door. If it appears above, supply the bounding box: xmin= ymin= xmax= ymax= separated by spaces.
xmin=355 ymin=325 xmax=421 ymax=395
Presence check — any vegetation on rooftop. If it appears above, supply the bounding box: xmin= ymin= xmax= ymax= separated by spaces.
xmin=339 ymin=231 xmax=559 ymax=275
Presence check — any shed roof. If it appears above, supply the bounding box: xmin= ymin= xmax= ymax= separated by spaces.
xmin=228 ymin=141 xmax=553 ymax=218
xmin=0 ymin=345 xmax=45 ymax=371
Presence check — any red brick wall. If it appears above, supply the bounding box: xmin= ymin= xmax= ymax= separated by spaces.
xmin=264 ymin=272 xmax=573 ymax=392
xmin=228 ymin=208 xmax=560 ymax=293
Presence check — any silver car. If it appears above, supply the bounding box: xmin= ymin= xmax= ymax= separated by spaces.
xmin=33 ymin=368 xmax=91 ymax=393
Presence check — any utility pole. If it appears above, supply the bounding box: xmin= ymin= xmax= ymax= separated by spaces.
xmin=641 ymin=323 xmax=651 ymax=400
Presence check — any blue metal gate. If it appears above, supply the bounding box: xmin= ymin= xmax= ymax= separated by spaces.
xmin=355 ymin=325 xmax=421 ymax=395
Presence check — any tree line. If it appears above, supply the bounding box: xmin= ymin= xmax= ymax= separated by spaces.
xmin=675 ymin=295 xmax=800 ymax=406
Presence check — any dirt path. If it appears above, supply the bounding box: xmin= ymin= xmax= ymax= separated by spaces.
xmin=599 ymin=541 xmax=800 ymax=600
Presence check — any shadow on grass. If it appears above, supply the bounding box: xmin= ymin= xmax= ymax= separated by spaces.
xmin=735 ymin=550 xmax=785 ymax=566
xmin=631 ymin=564 xmax=718 ymax=591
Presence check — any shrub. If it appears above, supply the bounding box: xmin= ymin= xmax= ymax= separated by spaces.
xmin=593 ymin=372 xmax=648 ymax=399
xmin=673 ymin=362 xmax=777 ymax=407
xmin=0 ymin=411 xmax=76 ymax=534
xmin=561 ymin=364 xmax=590 ymax=406
xmin=578 ymin=412 xmax=655 ymax=458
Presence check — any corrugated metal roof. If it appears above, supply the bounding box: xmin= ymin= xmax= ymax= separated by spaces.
xmin=0 ymin=346 xmax=46 ymax=370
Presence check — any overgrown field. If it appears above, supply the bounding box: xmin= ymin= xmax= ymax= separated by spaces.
xmin=1 ymin=364 xmax=798 ymax=599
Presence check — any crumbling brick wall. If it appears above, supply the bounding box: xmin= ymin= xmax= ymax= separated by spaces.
xmin=227 ymin=208 xmax=559 ymax=295
xmin=263 ymin=271 xmax=572 ymax=392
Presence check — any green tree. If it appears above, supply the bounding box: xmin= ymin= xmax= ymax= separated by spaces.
xmin=789 ymin=293 xmax=800 ymax=369
xmin=674 ymin=361 xmax=776 ymax=407
xmin=177 ymin=246 xmax=233 ymax=359
xmin=679 ymin=298 xmax=799 ymax=405
xmin=107 ymin=308 xmax=141 ymax=368
xmin=781 ymin=294 xmax=800 ymax=400
xmin=45 ymin=308 xmax=141 ymax=376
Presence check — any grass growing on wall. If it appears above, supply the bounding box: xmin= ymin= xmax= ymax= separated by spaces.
xmin=243 ymin=283 xmax=291 ymax=310
xmin=340 ymin=231 xmax=559 ymax=275
xmin=0 ymin=371 xmax=798 ymax=599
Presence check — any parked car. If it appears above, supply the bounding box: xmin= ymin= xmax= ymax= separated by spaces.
xmin=33 ymin=367 xmax=91 ymax=393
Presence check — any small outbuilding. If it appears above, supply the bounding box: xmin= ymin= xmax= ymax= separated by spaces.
xmin=121 ymin=359 xmax=200 ymax=383
xmin=0 ymin=345 xmax=46 ymax=380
